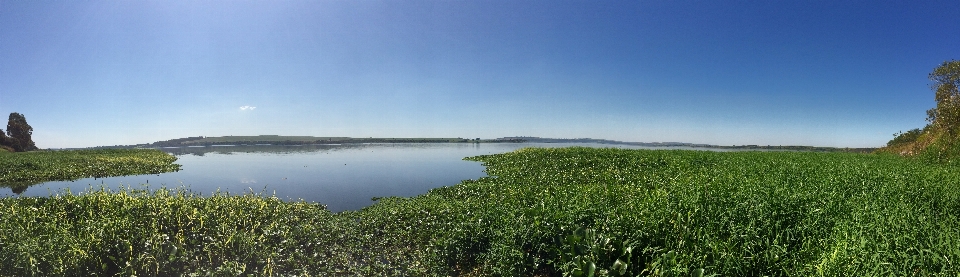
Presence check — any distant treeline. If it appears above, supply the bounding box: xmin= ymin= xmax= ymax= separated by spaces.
xmin=138 ymin=136 xmax=524 ymax=148
xmin=503 ymin=137 xmax=876 ymax=153
xmin=151 ymin=136 xmax=206 ymax=147
xmin=711 ymin=145 xmax=877 ymax=153
xmin=88 ymin=135 xmax=874 ymax=153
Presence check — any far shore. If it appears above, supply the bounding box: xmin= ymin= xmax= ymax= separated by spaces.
xmin=66 ymin=135 xmax=877 ymax=153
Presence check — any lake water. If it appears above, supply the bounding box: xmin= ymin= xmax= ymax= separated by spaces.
xmin=5 ymin=143 xmax=708 ymax=212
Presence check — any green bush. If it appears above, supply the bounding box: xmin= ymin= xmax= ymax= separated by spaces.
xmin=887 ymin=128 xmax=923 ymax=147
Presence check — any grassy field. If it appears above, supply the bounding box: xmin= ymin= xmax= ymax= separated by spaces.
xmin=0 ymin=149 xmax=181 ymax=188
xmin=2 ymin=147 xmax=959 ymax=276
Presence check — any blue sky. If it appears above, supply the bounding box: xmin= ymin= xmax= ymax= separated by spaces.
xmin=1 ymin=1 xmax=957 ymax=148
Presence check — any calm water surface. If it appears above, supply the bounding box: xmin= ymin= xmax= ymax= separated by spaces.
xmin=6 ymin=143 xmax=700 ymax=212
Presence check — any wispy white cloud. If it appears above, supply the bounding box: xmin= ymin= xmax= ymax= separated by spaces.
xmin=240 ymin=106 xmax=256 ymax=111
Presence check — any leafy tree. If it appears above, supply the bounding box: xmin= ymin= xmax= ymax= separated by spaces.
xmin=6 ymin=112 xmax=38 ymax=152
xmin=925 ymin=60 xmax=960 ymax=135
xmin=881 ymin=60 xmax=960 ymax=158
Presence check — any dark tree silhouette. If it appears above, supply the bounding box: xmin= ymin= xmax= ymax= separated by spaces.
xmin=0 ymin=128 xmax=12 ymax=152
xmin=6 ymin=113 xmax=38 ymax=152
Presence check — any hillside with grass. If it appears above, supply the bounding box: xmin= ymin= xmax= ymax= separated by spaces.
xmin=877 ymin=60 xmax=960 ymax=163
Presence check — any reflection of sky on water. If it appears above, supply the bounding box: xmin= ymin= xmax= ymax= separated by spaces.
xmin=3 ymin=143 xmax=674 ymax=212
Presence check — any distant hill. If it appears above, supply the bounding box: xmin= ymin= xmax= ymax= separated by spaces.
xmin=86 ymin=135 xmax=875 ymax=153
xmin=499 ymin=136 xmax=876 ymax=153
xmin=146 ymin=135 xmax=488 ymax=147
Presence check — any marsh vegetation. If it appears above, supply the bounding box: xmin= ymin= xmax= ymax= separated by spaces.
xmin=3 ymin=147 xmax=959 ymax=275
xmin=0 ymin=149 xmax=181 ymax=193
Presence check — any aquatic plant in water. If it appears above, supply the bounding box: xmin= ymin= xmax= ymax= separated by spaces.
xmin=0 ymin=149 xmax=181 ymax=192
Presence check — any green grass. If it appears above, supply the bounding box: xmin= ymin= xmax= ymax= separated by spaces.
xmin=0 ymin=149 xmax=181 ymax=188
xmin=2 ymin=147 xmax=960 ymax=276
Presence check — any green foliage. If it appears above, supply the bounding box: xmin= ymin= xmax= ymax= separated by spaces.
xmin=0 ymin=149 xmax=181 ymax=188
xmin=0 ymin=186 xmax=352 ymax=276
xmin=5 ymin=112 xmax=38 ymax=152
xmin=417 ymin=148 xmax=960 ymax=275
xmin=0 ymin=128 xmax=10 ymax=151
xmin=926 ymin=60 xmax=960 ymax=134
xmin=883 ymin=60 xmax=960 ymax=160
xmin=556 ymin=226 xmax=639 ymax=277
xmin=913 ymin=131 xmax=960 ymax=166
xmin=887 ymin=128 xmax=924 ymax=147
xmin=4 ymin=147 xmax=960 ymax=275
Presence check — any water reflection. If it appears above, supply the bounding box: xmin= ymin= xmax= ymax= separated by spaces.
xmin=162 ymin=144 xmax=380 ymax=156
xmin=5 ymin=183 xmax=29 ymax=194
xmin=2 ymin=142 xmax=690 ymax=212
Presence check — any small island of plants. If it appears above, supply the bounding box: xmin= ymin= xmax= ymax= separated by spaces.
xmin=0 ymin=149 xmax=182 ymax=190
xmin=0 ymin=112 xmax=182 ymax=193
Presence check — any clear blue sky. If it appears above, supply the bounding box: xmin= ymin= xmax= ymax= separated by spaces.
xmin=1 ymin=1 xmax=957 ymax=148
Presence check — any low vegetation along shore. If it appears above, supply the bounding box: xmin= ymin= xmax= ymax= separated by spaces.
xmin=0 ymin=149 xmax=181 ymax=192
xmin=2 ymin=147 xmax=959 ymax=275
